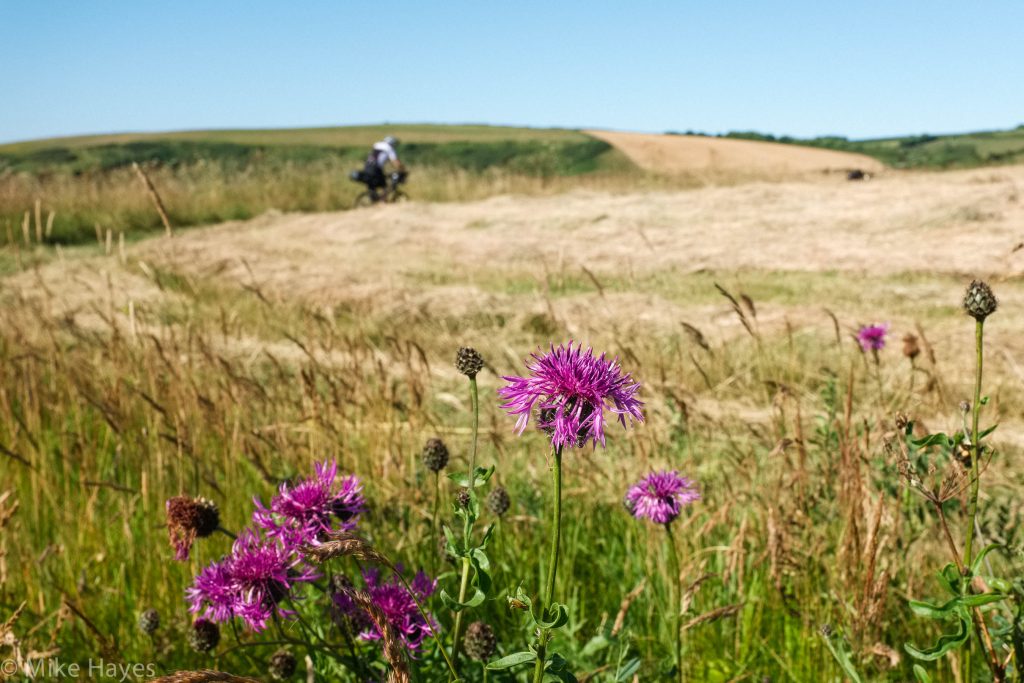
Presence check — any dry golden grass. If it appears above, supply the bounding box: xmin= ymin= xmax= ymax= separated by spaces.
xmin=588 ymin=130 xmax=886 ymax=175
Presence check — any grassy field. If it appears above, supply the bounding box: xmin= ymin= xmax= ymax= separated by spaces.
xmin=3 ymin=165 xmax=1024 ymax=681
xmin=720 ymin=125 xmax=1024 ymax=169
xmin=0 ymin=124 xmax=636 ymax=244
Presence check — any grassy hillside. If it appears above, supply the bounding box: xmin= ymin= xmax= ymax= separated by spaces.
xmin=718 ymin=125 xmax=1024 ymax=169
xmin=0 ymin=124 xmax=632 ymax=244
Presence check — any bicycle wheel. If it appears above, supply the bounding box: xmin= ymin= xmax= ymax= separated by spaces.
xmin=353 ymin=192 xmax=375 ymax=208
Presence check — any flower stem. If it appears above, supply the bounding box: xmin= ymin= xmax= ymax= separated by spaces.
xmin=532 ymin=447 xmax=563 ymax=683
xmin=962 ymin=319 xmax=984 ymax=570
xmin=666 ymin=523 xmax=683 ymax=682
xmin=469 ymin=376 xmax=479 ymax=480
xmin=450 ymin=556 xmax=472 ymax=670
xmin=958 ymin=318 xmax=1004 ymax=681
xmin=450 ymin=374 xmax=481 ymax=677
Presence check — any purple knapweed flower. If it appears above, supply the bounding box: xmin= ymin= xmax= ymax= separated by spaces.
xmin=625 ymin=471 xmax=700 ymax=525
xmin=187 ymin=529 xmax=319 ymax=632
xmin=499 ymin=342 xmax=644 ymax=449
xmin=253 ymin=461 xmax=365 ymax=546
xmin=856 ymin=323 xmax=889 ymax=352
xmin=227 ymin=530 xmax=318 ymax=632
xmin=186 ymin=557 xmax=236 ymax=623
xmin=334 ymin=568 xmax=438 ymax=653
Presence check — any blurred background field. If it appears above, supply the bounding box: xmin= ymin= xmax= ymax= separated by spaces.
xmin=4 ymin=123 xmax=1024 ymax=245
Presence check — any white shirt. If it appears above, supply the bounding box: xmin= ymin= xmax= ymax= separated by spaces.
xmin=369 ymin=141 xmax=399 ymax=168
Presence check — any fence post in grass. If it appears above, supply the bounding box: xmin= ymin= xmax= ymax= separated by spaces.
xmin=132 ymin=161 xmax=173 ymax=237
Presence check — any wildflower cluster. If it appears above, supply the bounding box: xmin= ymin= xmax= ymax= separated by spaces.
xmin=175 ymin=458 xmax=439 ymax=672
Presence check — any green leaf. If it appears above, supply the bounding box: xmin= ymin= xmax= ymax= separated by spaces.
xmin=908 ymin=598 xmax=959 ymax=620
xmin=936 ymin=563 xmax=962 ymax=595
xmin=911 ymin=433 xmax=952 ymax=448
xmin=971 ymin=544 xmax=1003 ymax=576
xmin=986 ymin=577 xmax=1013 ymax=593
xmin=581 ymin=633 xmax=613 ymax=658
xmin=820 ymin=630 xmax=863 ymax=683
xmin=912 ymin=664 xmax=932 ymax=683
xmin=486 ymin=651 xmax=537 ymax=671
xmin=439 ymin=587 xmax=485 ymax=612
xmin=961 ymin=592 xmax=1007 ymax=608
xmin=480 ymin=523 xmax=496 ymax=548
xmin=535 ymin=603 xmax=570 ymax=630
xmin=977 ymin=423 xmax=998 ymax=440
xmin=905 ymin=608 xmax=970 ymax=660
xmin=472 ymin=548 xmax=491 ymax=572
xmin=615 ymin=659 xmax=641 ymax=681
xmin=545 ymin=654 xmax=578 ymax=682
xmin=447 ymin=465 xmax=495 ymax=488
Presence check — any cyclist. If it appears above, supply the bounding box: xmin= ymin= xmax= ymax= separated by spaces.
xmin=363 ymin=136 xmax=406 ymax=201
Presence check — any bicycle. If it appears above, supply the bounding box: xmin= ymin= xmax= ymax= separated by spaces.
xmin=350 ymin=170 xmax=409 ymax=207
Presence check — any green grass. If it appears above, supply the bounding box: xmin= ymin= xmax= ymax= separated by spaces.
xmin=717 ymin=124 xmax=1024 ymax=169
xmin=0 ymin=123 xmax=591 ymax=155
xmin=0 ymin=124 xmax=634 ymax=245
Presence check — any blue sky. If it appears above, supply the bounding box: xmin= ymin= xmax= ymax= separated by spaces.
xmin=2 ymin=1 xmax=1022 ymax=144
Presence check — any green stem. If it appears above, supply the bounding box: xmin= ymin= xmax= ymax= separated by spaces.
xmin=666 ymin=523 xmax=682 ymax=683
xmin=961 ymin=318 xmax=1002 ymax=682
xmin=532 ymin=447 xmax=563 ymax=683
xmin=469 ymin=376 xmax=479 ymax=480
xmin=962 ymin=319 xmax=984 ymax=569
xmin=450 ymin=374 xmax=481 ymax=678
xmin=451 ymin=556 xmax=473 ymax=670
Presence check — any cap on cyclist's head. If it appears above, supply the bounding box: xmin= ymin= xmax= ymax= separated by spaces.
xmin=383 ymin=135 xmax=399 ymax=147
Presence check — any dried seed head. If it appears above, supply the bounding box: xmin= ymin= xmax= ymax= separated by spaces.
xmin=902 ymin=334 xmax=920 ymax=360
xmin=455 ymin=347 xmax=485 ymax=378
xmin=959 ymin=400 xmax=971 ymax=415
xmin=421 ymin=438 xmax=449 ymax=473
xmin=188 ymin=619 xmax=220 ymax=653
xmin=166 ymin=496 xmax=220 ymax=560
xmin=819 ymin=623 xmax=833 ymax=638
xmin=485 ymin=486 xmax=510 ymax=517
xmin=963 ymin=280 xmax=997 ymax=321
xmin=330 ymin=574 xmax=354 ymax=595
xmin=137 ymin=608 xmax=160 ymax=635
xmin=463 ymin=621 xmax=497 ymax=661
xmin=268 ymin=649 xmax=297 ymax=680
xmin=455 ymin=488 xmax=471 ymax=509
xmin=894 ymin=413 xmax=909 ymax=431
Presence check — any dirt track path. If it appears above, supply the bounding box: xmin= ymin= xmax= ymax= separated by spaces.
xmin=588 ymin=129 xmax=885 ymax=175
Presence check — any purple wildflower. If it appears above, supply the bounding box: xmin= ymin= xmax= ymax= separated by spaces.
xmin=227 ymin=530 xmax=318 ymax=632
xmin=856 ymin=323 xmax=889 ymax=352
xmin=253 ymin=461 xmax=365 ymax=546
xmin=625 ymin=471 xmax=700 ymax=525
xmin=499 ymin=342 xmax=644 ymax=449
xmin=186 ymin=558 xmax=236 ymax=623
xmin=186 ymin=530 xmax=318 ymax=632
xmin=334 ymin=568 xmax=438 ymax=653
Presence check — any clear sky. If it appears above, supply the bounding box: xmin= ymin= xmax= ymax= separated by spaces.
xmin=2 ymin=1 xmax=1022 ymax=144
